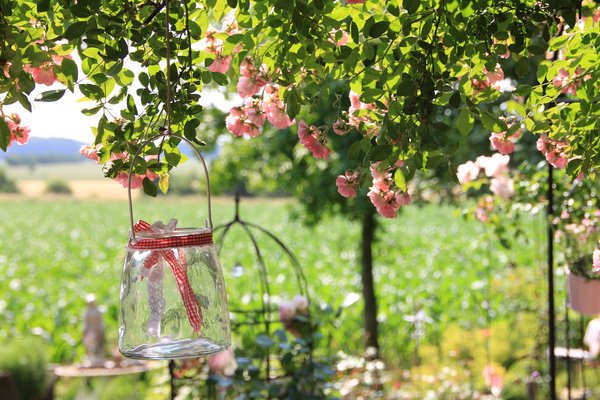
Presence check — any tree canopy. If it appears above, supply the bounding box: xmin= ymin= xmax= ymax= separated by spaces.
xmin=1 ymin=0 xmax=598 ymax=217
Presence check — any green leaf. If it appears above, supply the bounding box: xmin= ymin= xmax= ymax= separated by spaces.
xmin=81 ymin=105 xmax=103 ymax=116
xmin=285 ymin=87 xmax=301 ymax=119
xmin=449 ymin=91 xmax=461 ymax=109
xmin=37 ymin=0 xmax=50 ymax=13
xmin=515 ymin=57 xmax=529 ymax=79
xmin=394 ymin=169 xmax=407 ymax=192
xmin=370 ymin=144 xmax=393 ymax=161
xmin=211 ymin=72 xmax=228 ymax=86
xmin=61 ymin=57 xmax=78 ymax=83
xmin=142 ymin=177 xmax=158 ymax=197
xmin=79 ymin=84 xmax=104 ymax=100
xmin=403 ymin=0 xmax=419 ymax=13
xmin=369 ymin=21 xmax=390 ymax=38
xmin=184 ymin=119 xmax=200 ymax=140
xmin=350 ymin=21 xmax=359 ymax=44
xmin=566 ymin=158 xmax=582 ymax=177
xmin=126 ymin=94 xmax=137 ymax=115
xmin=35 ymin=89 xmax=66 ymax=102
xmin=0 ymin=118 xmax=10 ymax=151
xmin=158 ymin=174 xmax=169 ymax=194
xmin=227 ymin=0 xmax=237 ymax=7
xmin=64 ymin=21 xmax=87 ymax=40
xmin=456 ymin=108 xmax=474 ymax=136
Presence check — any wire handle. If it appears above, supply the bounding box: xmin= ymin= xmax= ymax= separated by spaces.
xmin=127 ymin=133 xmax=213 ymax=240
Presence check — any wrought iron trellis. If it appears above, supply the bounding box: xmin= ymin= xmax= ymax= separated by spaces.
xmin=168 ymin=191 xmax=312 ymax=398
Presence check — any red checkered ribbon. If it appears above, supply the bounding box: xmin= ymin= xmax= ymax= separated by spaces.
xmin=130 ymin=220 xmax=204 ymax=333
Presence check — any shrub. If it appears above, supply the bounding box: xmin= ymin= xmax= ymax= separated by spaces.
xmin=45 ymin=179 xmax=72 ymax=195
xmin=0 ymin=168 xmax=18 ymax=193
xmin=0 ymin=337 xmax=49 ymax=400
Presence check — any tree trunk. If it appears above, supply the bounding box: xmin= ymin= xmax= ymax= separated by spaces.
xmin=361 ymin=208 xmax=379 ymax=358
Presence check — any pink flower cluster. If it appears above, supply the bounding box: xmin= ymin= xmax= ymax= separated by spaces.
xmin=489 ymin=118 xmax=522 ymax=155
xmin=593 ymin=249 xmax=600 ymax=275
xmin=23 ymin=54 xmax=72 ymax=86
xmin=536 ymin=134 xmax=568 ymax=169
xmin=297 ymin=120 xmax=330 ymax=159
xmin=483 ymin=365 xmax=504 ymax=393
xmin=279 ymin=295 xmax=309 ymax=337
xmin=79 ymin=144 xmax=158 ymax=189
xmin=472 ymin=64 xmax=505 ymax=95
xmin=367 ymin=163 xmax=411 ymax=218
xmin=329 ymin=29 xmax=349 ymax=46
xmin=207 ymin=348 xmax=236 ymax=375
xmin=552 ymin=68 xmax=584 ymax=96
xmin=336 ymin=169 xmax=361 ymax=198
xmin=348 ymin=90 xmax=375 ymax=130
xmin=199 ymin=21 xmax=240 ymax=73
xmin=225 ymin=58 xmax=294 ymax=137
xmin=3 ymin=113 xmax=30 ymax=147
xmin=457 ymin=153 xmax=514 ymax=215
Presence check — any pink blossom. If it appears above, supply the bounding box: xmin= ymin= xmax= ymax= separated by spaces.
xmin=225 ymin=107 xmax=261 ymax=137
xmin=457 ymin=161 xmax=480 ymax=184
xmin=265 ymin=102 xmax=294 ymax=129
xmin=593 ymin=249 xmax=600 ymax=274
xmin=292 ymin=295 xmax=309 ymax=313
xmin=536 ymin=134 xmax=568 ymax=169
xmin=10 ymin=125 xmax=30 ymax=145
xmin=476 ymin=154 xmax=510 ymax=178
xmin=114 ymin=172 xmax=145 ymax=189
xmin=297 ymin=120 xmax=330 ymax=159
xmin=368 ymin=186 xmax=411 ymax=218
xmin=207 ymin=55 xmax=232 ymax=73
xmin=330 ymin=29 xmax=349 ymax=46
xmin=333 ymin=118 xmax=349 ymax=135
xmin=279 ymin=301 xmax=296 ymax=322
xmin=485 ymin=64 xmax=505 ymax=90
xmin=80 ymin=145 xmax=100 ymax=162
xmin=243 ymin=98 xmax=266 ymax=127
xmin=225 ymin=107 xmax=246 ymax=136
xmin=552 ymin=68 xmax=584 ymax=95
xmin=370 ymin=163 xmax=393 ymax=191
xmin=198 ymin=28 xmax=224 ymax=53
xmin=207 ymin=348 xmax=235 ymax=374
xmin=237 ymin=76 xmax=262 ymax=98
xmin=490 ymin=176 xmax=514 ymax=199
xmin=348 ymin=90 xmax=375 ymax=128
xmin=483 ymin=365 xmax=504 ymax=391
xmin=476 ymin=207 xmax=488 ymax=222
xmin=30 ymin=62 xmax=56 ymax=86
xmin=336 ymin=170 xmax=361 ymax=198
xmin=4 ymin=114 xmax=30 ymax=147
xmin=472 ymin=64 xmax=505 ymax=95
xmin=489 ymin=129 xmax=520 ymax=155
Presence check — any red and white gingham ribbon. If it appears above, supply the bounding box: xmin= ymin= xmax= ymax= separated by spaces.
xmin=130 ymin=220 xmax=208 ymax=333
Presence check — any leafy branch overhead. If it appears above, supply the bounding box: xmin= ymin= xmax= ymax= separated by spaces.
xmin=1 ymin=0 xmax=599 ymax=217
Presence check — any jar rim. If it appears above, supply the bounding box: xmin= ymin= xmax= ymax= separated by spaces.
xmin=134 ymin=227 xmax=211 ymax=239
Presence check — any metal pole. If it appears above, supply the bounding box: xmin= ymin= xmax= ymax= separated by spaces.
xmin=548 ymin=163 xmax=557 ymax=400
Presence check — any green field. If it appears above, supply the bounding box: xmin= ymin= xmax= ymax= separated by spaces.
xmin=0 ymin=196 xmax=564 ymax=397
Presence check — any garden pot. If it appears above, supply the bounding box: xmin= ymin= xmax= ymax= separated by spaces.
xmin=566 ymin=266 xmax=600 ymax=315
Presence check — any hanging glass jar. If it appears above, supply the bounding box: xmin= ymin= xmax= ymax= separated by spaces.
xmin=118 ymin=134 xmax=231 ymax=360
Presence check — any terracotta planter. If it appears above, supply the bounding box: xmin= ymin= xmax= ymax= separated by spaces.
xmin=566 ymin=266 xmax=600 ymax=315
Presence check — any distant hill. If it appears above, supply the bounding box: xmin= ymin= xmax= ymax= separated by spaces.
xmin=0 ymin=137 xmax=220 ymax=166
xmin=0 ymin=137 xmax=86 ymax=165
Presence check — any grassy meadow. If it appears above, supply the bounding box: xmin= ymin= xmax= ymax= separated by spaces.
xmin=0 ymin=189 xmax=558 ymax=384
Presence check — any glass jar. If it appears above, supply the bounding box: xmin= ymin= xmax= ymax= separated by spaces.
xmin=118 ymin=134 xmax=231 ymax=360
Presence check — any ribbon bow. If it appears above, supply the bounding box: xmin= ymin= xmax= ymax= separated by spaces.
xmin=131 ymin=219 xmax=206 ymax=333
